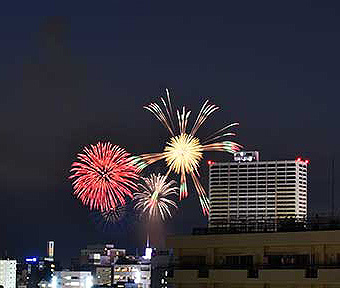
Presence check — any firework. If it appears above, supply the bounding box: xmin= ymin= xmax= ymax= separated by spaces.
xmin=70 ymin=142 xmax=139 ymax=212
xmin=134 ymin=174 xmax=178 ymax=221
xmin=134 ymin=89 xmax=242 ymax=215
xmin=90 ymin=205 xmax=127 ymax=232
xmin=101 ymin=205 xmax=126 ymax=223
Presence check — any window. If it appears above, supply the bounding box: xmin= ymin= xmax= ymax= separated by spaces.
xmin=179 ymin=256 xmax=206 ymax=267
xmin=225 ymin=255 xmax=253 ymax=267
xmin=265 ymin=255 xmax=309 ymax=267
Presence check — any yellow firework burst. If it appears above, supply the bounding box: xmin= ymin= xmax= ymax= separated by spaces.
xmin=164 ymin=134 xmax=203 ymax=174
xmin=134 ymin=89 xmax=242 ymax=215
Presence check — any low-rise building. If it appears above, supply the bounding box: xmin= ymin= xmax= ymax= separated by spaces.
xmin=113 ymin=257 xmax=151 ymax=288
xmin=166 ymin=229 xmax=340 ymax=287
xmin=24 ymin=256 xmax=58 ymax=288
xmin=94 ymin=266 xmax=112 ymax=286
xmin=79 ymin=244 xmax=126 ymax=268
xmin=53 ymin=271 xmax=93 ymax=288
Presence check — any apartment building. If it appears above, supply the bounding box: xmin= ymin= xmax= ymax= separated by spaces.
xmin=166 ymin=229 xmax=340 ymax=287
xmin=209 ymin=152 xmax=308 ymax=226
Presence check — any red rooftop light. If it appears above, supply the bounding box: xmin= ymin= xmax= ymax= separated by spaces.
xmin=305 ymin=159 xmax=310 ymax=164
xmin=296 ymin=157 xmax=302 ymax=162
xmin=207 ymin=160 xmax=215 ymax=166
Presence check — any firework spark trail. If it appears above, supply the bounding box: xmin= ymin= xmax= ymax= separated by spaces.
xmin=165 ymin=88 xmax=175 ymax=131
xmin=134 ymin=174 xmax=178 ymax=221
xmin=190 ymin=101 xmax=219 ymax=136
xmin=202 ymin=122 xmax=240 ymax=144
xmin=191 ymin=171 xmax=209 ymax=215
xmin=134 ymin=90 xmax=242 ymax=215
xmin=144 ymin=103 xmax=175 ymax=136
xmin=202 ymin=141 xmax=241 ymax=152
xmin=132 ymin=152 xmax=165 ymax=173
xmin=202 ymin=133 xmax=236 ymax=145
xmin=101 ymin=205 xmax=126 ymax=224
xmin=90 ymin=205 xmax=127 ymax=232
xmin=70 ymin=142 xmax=139 ymax=212
xmin=161 ymin=96 xmax=175 ymax=134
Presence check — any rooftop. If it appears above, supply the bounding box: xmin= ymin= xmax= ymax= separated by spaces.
xmin=195 ymin=215 xmax=340 ymax=235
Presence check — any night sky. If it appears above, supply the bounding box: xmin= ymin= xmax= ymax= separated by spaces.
xmin=1 ymin=1 xmax=340 ymax=266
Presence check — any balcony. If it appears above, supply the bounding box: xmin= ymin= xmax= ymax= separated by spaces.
xmin=210 ymin=269 xmax=248 ymax=282
xmin=170 ymin=264 xmax=340 ymax=283
xmin=318 ymin=266 xmax=340 ymax=282
xmin=172 ymin=268 xmax=209 ymax=284
xmin=259 ymin=269 xmax=306 ymax=282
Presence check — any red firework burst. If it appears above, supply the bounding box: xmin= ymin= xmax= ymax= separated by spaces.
xmin=70 ymin=142 xmax=139 ymax=211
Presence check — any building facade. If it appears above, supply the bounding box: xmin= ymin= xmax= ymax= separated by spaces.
xmin=0 ymin=259 xmax=16 ymax=288
xmin=53 ymin=271 xmax=93 ymax=288
xmin=151 ymin=250 xmax=174 ymax=288
xmin=113 ymin=257 xmax=151 ymax=288
xmin=79 ymin=244 xmax=126 ymax=267
xmin=24 ymin=257 xmax=58 ymax=288
xmin=209 ymin=153 xmax=308 ymax=226
xmin=93 ymin=266 xmax=112 ymax=286
xmin=166 ymin=230 xmax=340 ymax=287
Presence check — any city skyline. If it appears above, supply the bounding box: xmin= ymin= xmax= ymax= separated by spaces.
xmin=1 ymin=1 xmax=340 ymax=266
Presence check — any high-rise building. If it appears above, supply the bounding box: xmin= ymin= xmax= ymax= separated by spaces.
xmin=209 ymin=152 xmax=308 ymax=226
xmin=0 ymin=259 xmax=16 ymax=288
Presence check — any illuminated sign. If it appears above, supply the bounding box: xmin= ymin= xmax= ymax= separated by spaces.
xmin=26 ymin=257 xmax=37 ymax=263
xmin=234 ymin=151 xmax=259 ymax=162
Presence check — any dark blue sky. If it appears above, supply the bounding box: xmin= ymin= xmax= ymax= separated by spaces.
xmin=0 ymin=1 xmax=339 ymax=265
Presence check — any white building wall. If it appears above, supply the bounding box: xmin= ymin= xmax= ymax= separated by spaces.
xmin=0 ymin=260 xmax=16 ymax=288
xmin=53 ymin=271 xmax=92 ymax=288
xmin=113 ymin=264 xmax=151 ymax=288
xmin=209 ymin=159 xmax=308 ymax=226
